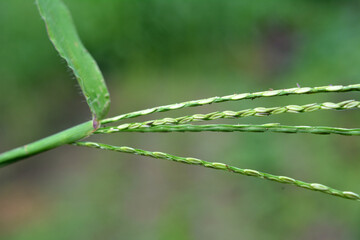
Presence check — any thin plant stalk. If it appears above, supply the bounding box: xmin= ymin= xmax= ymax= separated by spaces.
xmin=74 ymin=141 xmax=360 ymax=201
xmin=97 ymin=100 xmax=360 ymax=130
xmin=101 ymin=84 xmax=360 ymax=125
xmin=95 ymin=123 xmax=360 ymax=136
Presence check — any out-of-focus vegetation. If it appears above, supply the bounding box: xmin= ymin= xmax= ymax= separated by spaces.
xmin=1 ymin=0 xmax=360 ymax=239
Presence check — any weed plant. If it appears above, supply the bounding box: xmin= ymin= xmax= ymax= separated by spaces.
xmin=0 ymin=0 xmax=359 ymax=201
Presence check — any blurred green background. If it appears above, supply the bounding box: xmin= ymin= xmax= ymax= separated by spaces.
xmin=1 ymin=0 xmax=360 ymax=239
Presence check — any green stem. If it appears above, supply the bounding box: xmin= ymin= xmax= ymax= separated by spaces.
xmin=96 ymin=123 xmax=360 ymax=136
xmin=74 ymin=141 xmax=360 ymax=201
xmin=0 ymin=121 xmax=94 ymax=167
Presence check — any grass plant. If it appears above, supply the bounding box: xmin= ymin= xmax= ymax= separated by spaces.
xmin=0 ymin=0 xmax=359 ymax=201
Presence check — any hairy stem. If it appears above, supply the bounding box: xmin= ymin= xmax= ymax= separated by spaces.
xmin=74 ymin=141 xmax=360 ymax=201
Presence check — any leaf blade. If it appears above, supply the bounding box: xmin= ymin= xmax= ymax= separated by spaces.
xmin=36 ymin=0 xmax=110 ymax=120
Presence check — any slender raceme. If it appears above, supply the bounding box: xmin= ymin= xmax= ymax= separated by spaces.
xmin=95 ymin=123 xmax=360 ymax=136
xmin=101 ymin=84 xmax=360 ymax=125
xmin=74 ymin=141 xmax=360 ymax=201
xmin=96 ymin=100 xmax=360 ymax=131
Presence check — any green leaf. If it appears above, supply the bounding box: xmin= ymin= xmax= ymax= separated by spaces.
xmin=36 ymin=0 xmax=110 ymax=121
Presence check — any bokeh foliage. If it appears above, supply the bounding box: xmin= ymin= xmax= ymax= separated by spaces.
xmin=1 ymin=0 xmax=360 ymax=239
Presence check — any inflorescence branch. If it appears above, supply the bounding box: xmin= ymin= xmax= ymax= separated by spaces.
xmin=96 ymin=100 xmax=360 ymax=134
xmin=96 ymin=124 xmax=360 ymax=136
xmin=101 ymin=84 xmax=360 ymax=125
xmin=74 ymin=141 xmax=360 ymax=201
